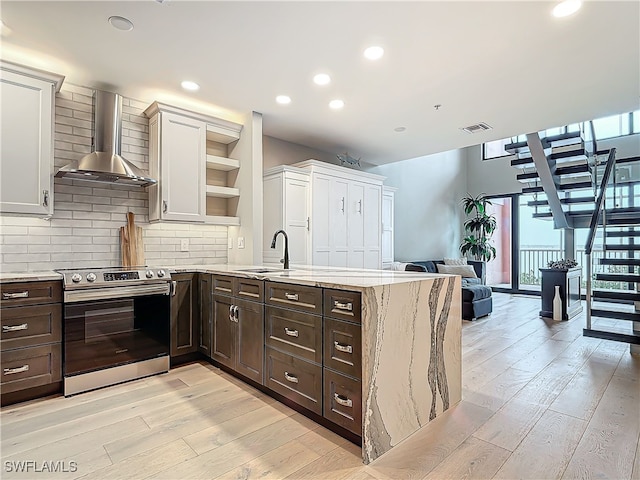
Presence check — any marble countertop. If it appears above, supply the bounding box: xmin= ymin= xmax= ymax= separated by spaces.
xmin=0 ymin=264 xmax=453 ymax=289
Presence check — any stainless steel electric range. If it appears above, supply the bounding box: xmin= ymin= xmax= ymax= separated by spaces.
xmin=57 ymin=267 xmax=173 ymax=396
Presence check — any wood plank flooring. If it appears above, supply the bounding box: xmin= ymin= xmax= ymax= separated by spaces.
xmin=1 ymin=292 xmax=639 ymax=479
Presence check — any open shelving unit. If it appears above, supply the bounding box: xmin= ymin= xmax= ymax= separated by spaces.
xmin=205 ymin=123 xmax=242 ymax=226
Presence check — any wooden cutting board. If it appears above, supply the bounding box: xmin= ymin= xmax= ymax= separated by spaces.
xmin=120 ymin=212 xmax=145 ymax=267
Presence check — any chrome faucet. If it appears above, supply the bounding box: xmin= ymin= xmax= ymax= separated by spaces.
xmin=270 ymin=230 xmax=289 ymax=270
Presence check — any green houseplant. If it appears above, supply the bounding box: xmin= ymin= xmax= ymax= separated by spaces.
xmin=460 ymin=193 xmax=497 ymax=262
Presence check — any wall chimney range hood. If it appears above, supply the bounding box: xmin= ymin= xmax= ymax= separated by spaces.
xmin=55 ymin=90 xmax=157 ymax=187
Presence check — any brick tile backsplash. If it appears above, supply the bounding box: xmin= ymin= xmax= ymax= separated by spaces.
xmin=0 ymin=83 xmax=228 ymax=272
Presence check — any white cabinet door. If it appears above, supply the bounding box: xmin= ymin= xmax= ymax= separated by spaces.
xmin=284 ymin=176 xmax=310 ymax=265
xmin=159 ymin=112 xmax=205 ymax=222
xmin=330 ymin=177 xmax=349 ymax=267
xmin=381 ymin=190 xmax=395 ymax=266
xmin=347 ymin=181 xmax=365 ymax=268
xmin=364 ymin=184 xmax=382 ymax=269
xmin=0 ymin=70 xmax=55 ymax=215
xmin=311 ymin=173 xmax=331 ymax=266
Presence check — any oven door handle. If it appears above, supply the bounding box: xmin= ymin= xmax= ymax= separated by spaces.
xmin=64 ymin=283 xmax=171 ymax=303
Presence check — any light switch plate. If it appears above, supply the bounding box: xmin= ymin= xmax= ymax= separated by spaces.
xmin=180 ymin=239 xmax=189 ymax=252
xmin=238 ymin=237 xmax=245 ymax=249
xmin=228 ymin=237 xmax=233 ymax=249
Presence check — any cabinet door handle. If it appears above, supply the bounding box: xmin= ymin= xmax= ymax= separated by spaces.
xmin=170 ymin=281 xmax=177 ymax=297
xmin=234 ymin=305 xmax=239 ymax=322
xmin=229 ymin=305 xmax=234 ymax=322
xmin=163 ymin=200 xmax=168 ymax=213
xmin=3 ymin=291 xmax=29 ymax=299
xmin=334 ymin=301 xmax=353 ymax=312
xmin=284 ymin=327 xmax=299 ymax=338
xmin=284 ymin=371 xmax=299 ymax=384
xmin=340 ymin=197 xmax=345 ymax=213
xmin=358 ymin=199 xmax=362 ymax=214
xmin=3 ymin=323 xmax=28 ymax=333
xmin=4 ymin=365 xmax=29 ymax=375
xmin=334 ymin=393 xmax=353 ymax=408
xmin=307 ymin=217 xmax=310 ymax=231
xmin=42 ymin=190 xmax=49 ymax=207
xmin=334 ymin=341 xmax=353 ymax=354
xmin=284 ymin=293 xmax=299 ymax=301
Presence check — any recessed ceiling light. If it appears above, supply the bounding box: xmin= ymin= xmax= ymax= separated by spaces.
xmin=364 ymin=46 xmax=384 ymax=60
xmin=329 ymin=99 xmax=344 ymax=110
xmin=181 ymin=80 xmax=200 ymax=91
xmin=276 ymin=95 xmax=291 ymax=105
xmin=394 ymin=127 xmax=406 ymax=132
xmin=313 ymin=73 xmax=331 ymax=86
xmin=552 ymin=0 xmax=582 ymax=18
xmin=108 ymin=16 xmax=134 ymax=31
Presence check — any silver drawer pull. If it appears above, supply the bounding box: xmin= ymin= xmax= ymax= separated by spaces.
xmin=3 ymin=291 xmax=29 ymax=300
xmin=284 ymin=371 xmax=299 ymax=383
xmin=334 ymin=393 xmax=353 ymax=408
xmin=284 ymin=293 xmax=299 ymax=301
xmin=334 ymin=341 xmax=353 ymax=354
xmin=284 ymin=327 xmax=299 ymax=338
xmin=334 ymin=301 xmax=353 ymax=312
xmin=4 ymin=365 xmax=29 ymax=375
xmin=3 ymin=324 xmax=28 ymax=332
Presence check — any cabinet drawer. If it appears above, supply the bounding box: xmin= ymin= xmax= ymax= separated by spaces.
xmin=235 ymin=278 xmax=264 ymax=302
xmin=324 ymin=289 xmax=361 ymax=324
xmin=265 ymin=347 xmax=322 ymax=415
xmin=212 ymin=275 xmax=234 ymax=296
xmin=0 ymin=281 xmax=62 ymax=307
xmin=266 ymin=306 xmax=322 ymax=364
xmin=0 ymin=344 xmax=62 ymax=394
xmin=324 ymin=368 xmax=362 ymax=435
xmin=1 ymin=304 xmax=62 ymax=351
xmin=324 ymin=318 xmax=361 ymax=379
xmin=266 ymin=282 xmax=322 ymax=315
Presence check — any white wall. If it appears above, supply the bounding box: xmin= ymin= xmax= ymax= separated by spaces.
xmin=465 ymin=144 xmax=523 ymax=197
xmin=263 ymin=135 xmax=336 ymax=168
xmin=367 ymin=149 xmax=468 ymax=261
xmin=0 ymin=83 xmax=228 ymax=273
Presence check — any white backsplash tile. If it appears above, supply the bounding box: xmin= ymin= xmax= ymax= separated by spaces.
xmin=0 ymin=84 xmax=228 ymax=273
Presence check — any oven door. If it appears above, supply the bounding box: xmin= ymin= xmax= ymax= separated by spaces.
xmin=63 ymin=291 xmax=170 ymax=377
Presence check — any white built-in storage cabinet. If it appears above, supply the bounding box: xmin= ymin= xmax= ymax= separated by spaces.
xmin=381 ymin=186 xmax=396 ymax=269
xmin=0 ymin=61 xmax=64 ymax=216
xmin=144 ymin=102 xmax=243 ymax=225
xmin=263 ymin=160 xmax=386 ymax=269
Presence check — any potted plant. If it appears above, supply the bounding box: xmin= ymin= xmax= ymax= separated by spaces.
xmin=459 ymin=193 xmax=497 ymax=262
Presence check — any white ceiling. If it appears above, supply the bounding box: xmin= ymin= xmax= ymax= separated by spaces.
xmin=1 ymin=1 xmax=639 ymax=165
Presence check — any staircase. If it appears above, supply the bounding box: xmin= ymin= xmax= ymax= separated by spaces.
xmin=505 ymin=125 xmax=640 ymax=352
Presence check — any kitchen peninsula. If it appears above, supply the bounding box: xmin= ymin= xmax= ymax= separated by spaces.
xmin=173 ymin=265 xmax=462 ymax=464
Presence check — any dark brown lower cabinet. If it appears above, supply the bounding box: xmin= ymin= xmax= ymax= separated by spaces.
xmin=212 ymin=294 xmax=264 ymax=384
xmin=198 ymin=274 xmax=212 ymax=357
xmin=323 ymin=368 xmax=362 ymax=435
xmin=170 ymin=273 xmax=198 ymax=358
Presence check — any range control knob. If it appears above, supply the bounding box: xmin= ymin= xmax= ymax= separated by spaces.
xmin=71 ymin=273 xmax=82 ymax=283
xmin=145 ymin=270 xmax=154 ymax=278
xmin=86 ymin=273 xmax=97 ymax=282
xmin=157 ymin=270 xmax=166 ymax=278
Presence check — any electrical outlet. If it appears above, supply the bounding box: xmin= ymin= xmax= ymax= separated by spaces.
xmin=228 ymin=237 xmax=233 ymax=249
xmin=238 ymin=237 xmax=245 ymax=249
xmin=180 ymin=239 xmax=189 ymax=252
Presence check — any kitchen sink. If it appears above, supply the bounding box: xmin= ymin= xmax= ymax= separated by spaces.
xmin=234 ymin=268 xmax=283 ymax=273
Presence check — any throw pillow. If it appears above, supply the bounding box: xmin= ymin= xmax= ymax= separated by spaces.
xmin=443 ymin=257 xmax=468 ymax=266
xmin=436 ymin=264 xmax=478 ymax=278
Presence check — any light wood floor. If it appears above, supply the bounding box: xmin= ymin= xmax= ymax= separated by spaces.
xmin=2 ymin=293 xmax=639 ymax=480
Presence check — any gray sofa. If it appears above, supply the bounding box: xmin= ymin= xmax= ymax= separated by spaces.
xmin=406 ymin=260 xmax=492 ymax=320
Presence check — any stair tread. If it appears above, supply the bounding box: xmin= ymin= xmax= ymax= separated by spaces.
xmin=555 ymin=164 xmax=590 ymax=176
xmin=607 ymin=217 xmax=640 ymax=225
xmin=595 ymin=273 xmax=640 ymax=282
xmin=617 ymin=155 xmax=640 ymax=165
xmin=592 ymin=290 xmax=640 ymax=301
xmin=599 ymin=257 xmax=640 ymax=266
xmin=606 ymin=230 xmax=640 ymax=237
xmin=589 ymin=308 xmax=640 ymax=321
xmin=583 ymin=329 xmax=640 ymax=345
xmin=604 ymin=244 xmax=640 ymax=251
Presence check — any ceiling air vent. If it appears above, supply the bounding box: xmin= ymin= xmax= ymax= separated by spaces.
xmin=461 ymin=122 xmax=492 ymax=134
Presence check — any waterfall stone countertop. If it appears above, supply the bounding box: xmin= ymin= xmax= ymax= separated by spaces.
xmin=0 ymin=264 xmax=462 ymax=464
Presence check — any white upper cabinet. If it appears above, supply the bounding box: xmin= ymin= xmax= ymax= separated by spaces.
xmin=381 ymin=186 xmax=396 ymax=269
xmin=264 ymin=160 xmax=386 ymax=269
xmin=0 ymin=62 xmax=64 ymax=216
xmin=263 ymin=168 xmax=311 ymax=265
xmin=145 ymin=102 xmax=242 ymax=224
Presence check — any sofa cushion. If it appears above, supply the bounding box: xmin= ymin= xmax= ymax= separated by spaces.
xmin=410 ymin=261 xmax=438 ymax=273
xmin=444 ymin=257 xmax=467 ymax=266
xmin=436 ymin=264 xmax=478 ymax=278
xmin=462 ymin=284 xmax=492 ymax=302
xmin=461 ymin=277 xmax=482 ymax=286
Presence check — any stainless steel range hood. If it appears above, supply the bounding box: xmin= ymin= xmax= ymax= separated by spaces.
xmin=55 ymin=90 xmax=156 ymax=187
